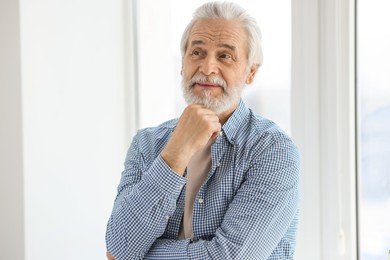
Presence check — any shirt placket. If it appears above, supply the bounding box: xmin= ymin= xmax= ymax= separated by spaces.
xmin=191 ymin=134 xmax=228 ymax=241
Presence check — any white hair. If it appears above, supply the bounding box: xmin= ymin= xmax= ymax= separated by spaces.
xmin=180 ymin=1 xmax=263 ymax=68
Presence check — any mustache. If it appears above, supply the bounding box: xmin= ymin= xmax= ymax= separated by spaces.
xmin=188 ymin=73 xmax=227 ymax=90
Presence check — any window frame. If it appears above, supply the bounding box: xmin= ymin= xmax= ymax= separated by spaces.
xmin=292 ymin=0 xmax=357 ymax=259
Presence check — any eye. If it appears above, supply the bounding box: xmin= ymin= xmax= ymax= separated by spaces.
xmin=190 ymin=49 xmax=204 ymax=59
xmin=219 ymin=53 xmax=232 ymax=59
xmin=218 ymin=52 xmax=234 ymax=62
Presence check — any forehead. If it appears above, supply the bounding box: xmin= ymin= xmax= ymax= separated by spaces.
xmin=188 ymin=19 xmax=248 ymax=51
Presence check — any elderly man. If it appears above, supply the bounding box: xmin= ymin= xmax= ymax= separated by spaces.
xmin=106 ymin=2 xmax=299 ymax=259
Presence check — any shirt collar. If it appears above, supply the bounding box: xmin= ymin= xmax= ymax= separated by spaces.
xmin=221 ymin=100 xmax=249 ymax=144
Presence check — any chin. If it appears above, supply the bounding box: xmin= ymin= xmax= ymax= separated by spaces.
xmin=182 ymin=79 xmax=242 ymax=115
xmin=185 ymin=94 xmax=239 ymax=116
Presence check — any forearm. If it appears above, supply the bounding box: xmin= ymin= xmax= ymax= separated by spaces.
xmin=145 ymin=239 xmax=192 ymax=260
xmin=144 ymin=154 xmax=300 ymax=260
xmin=106 ymin=156 xmax=186 ymax=259
xmin=144 ymin=185 xmax=299 ymax=260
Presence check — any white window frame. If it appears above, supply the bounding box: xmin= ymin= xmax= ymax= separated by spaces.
xmin=292 ymin=0 xmax=357 ymax=259
xmin=125 ymin=0 xmax=358 ymax=259
xmin=123 ymin=0 xmax=140 ymax=142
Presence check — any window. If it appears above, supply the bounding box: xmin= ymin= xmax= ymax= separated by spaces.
xmin=136 ymin=0 xmax=291 ymax=134
xmin=357 ymin=0 xmax=390 ymax=259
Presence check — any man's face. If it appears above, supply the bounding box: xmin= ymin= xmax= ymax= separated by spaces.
xmin=181 ymin=19 xmax=257 ymax=116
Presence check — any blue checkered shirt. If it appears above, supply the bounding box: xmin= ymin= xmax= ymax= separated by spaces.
xmin=106 ymin=100 xmax=300 ymax=259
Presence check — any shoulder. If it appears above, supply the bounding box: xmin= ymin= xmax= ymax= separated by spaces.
xmin=242 ymin=110 xmax=300 ymax=186
xmin=242 ymin=109 xmax=296 ymax=147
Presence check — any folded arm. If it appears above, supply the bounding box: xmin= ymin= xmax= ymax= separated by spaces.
xmin=105 ymin=134 xmax=187 ymax=260
xmin=145 ymin=138 xmax=300 ymax=259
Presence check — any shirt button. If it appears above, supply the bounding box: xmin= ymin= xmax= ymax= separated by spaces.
xmin=198 ymin=198 xmax=204 ymax=204
xmin=219 ymin=131 xmax=223 ymax=136
xmin=165 ymin=215 xmax=170 ymax=220
xmin=178 ymin=185 xmax=183 ymax=190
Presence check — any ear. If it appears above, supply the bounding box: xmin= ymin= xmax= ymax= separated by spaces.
xmin=245 ymin=64 xmax=259 ymax=85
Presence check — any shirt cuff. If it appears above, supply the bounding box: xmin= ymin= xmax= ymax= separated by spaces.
xmin=143 ymin=155 xmax=187 ymax=198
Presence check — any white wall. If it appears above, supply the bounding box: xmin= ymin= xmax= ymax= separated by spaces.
xmin=0 ymin=1 xmax=25 ymax=259
xmin=3 ymin=1 xmax=127 ymax=259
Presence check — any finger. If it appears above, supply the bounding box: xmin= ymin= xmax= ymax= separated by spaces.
xmin=106 ymin=252 xmax=116 ymax=260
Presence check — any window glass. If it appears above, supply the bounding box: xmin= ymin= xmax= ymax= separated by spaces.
xmin=357 ymin=0 xmax=390 ymax=259
xmin=137 ymin=0 xmax=291 ymax=134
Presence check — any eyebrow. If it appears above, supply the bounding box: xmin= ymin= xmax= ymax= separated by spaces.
xmin=190 ymin=40 xmax=236 ymax=52
xmin=218 ymin=43 xmax=236 ymax=51
xmin=190 ymin=40 xmax=204 ymax=46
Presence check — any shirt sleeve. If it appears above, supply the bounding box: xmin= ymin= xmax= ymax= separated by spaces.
xmin=146 ymin=136 xmax=300 ymax=259
xmin=105 ymin=134 xmax=187 ymax=260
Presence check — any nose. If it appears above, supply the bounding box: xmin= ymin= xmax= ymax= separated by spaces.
xmin=199 ymin=55 xmax=218 ymax=75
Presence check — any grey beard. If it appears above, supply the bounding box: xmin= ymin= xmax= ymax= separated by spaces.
xmin=181 ymin=74 xmax=244 ymax=116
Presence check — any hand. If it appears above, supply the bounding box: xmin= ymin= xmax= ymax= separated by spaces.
xmin=106 ymin=252 xmax=116 ymax=260
xmin=160 ymin=104 xmax=221 ymax=175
